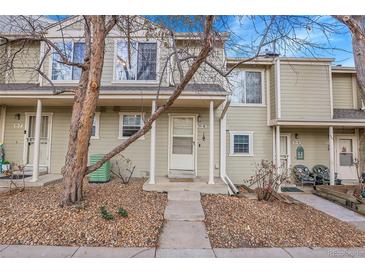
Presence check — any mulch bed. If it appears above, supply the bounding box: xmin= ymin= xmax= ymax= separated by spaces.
xmin=202 ymin=194 xmax=365 ymax=248
xmin=0 ymin=179 xmax=167 ymax=247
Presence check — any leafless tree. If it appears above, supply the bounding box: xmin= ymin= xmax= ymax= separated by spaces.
xmin=333 ymin=16 xmax=365 ymax=103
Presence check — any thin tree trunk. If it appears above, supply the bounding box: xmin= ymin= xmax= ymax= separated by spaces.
xmin=62 ymin=16 xmax=107 ymax=204
xmin=334 ymin=16 xmax=365 ymax=102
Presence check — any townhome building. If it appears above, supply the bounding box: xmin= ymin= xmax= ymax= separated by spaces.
xmin=0 ymin=16 xmax=363 ymax=193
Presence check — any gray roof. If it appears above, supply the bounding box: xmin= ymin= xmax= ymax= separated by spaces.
xmin=333 ymin=109 xmax=365 ymax=119
xmin=0 ymin=16 xmax=54 ymax=35
xmin=0 ymin=83 xmax=227 ymax=93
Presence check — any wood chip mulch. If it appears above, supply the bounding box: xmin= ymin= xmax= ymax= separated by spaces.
xmin=0 ymin=179 xmax=167 ymax=247
xmin=201 ymin=194 xmax=365 ymax=248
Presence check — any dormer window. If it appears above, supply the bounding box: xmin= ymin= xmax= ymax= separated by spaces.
xmin=229 ymin=70 xmax=264 ymax=105
xmin=51 ymin=41 xmax=85 ymax=81
xmin=115 ymin=41 xmax=157 ymax=81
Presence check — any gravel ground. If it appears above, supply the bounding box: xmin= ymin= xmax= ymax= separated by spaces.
xmin=202 ymin=194 xmax=365 ymax=248
xmin=0 ymin=179 xmax=167 ymax=247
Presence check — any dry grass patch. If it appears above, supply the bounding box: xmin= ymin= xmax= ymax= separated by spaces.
xmin=0 ymin=179 xmax=167 ymax=247
xmin=202 ymin=194 xmax=365 ymax=248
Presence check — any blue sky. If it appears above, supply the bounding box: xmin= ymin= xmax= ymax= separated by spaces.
xmin=48 ymin=15 xmax=355 ymax=66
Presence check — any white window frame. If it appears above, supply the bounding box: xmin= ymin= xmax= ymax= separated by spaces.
xmin=118 ymin=112 xmax=145 ymax=140
xmin=91 ymin=112 xmax=100 ymax=139
xmin=229 ymin=131 xmax=254 ymax=157
xmin=230 ymin=68 xmax=265 ymax=107
xmin=112 ymin=39 xmax=159 ymax=84
xmin=49 ymin=40 xmax=85 ymax=84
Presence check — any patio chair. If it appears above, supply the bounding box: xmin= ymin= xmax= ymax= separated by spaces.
xmin=292 ymin=165 xmax=316 ymax=188
xmin=312 ymin=164 xmax=342 ymax=185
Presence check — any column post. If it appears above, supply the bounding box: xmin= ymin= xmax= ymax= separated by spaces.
xmin=149 ymin=100 xmax=156 ymax=184
xmin=208 ymin=100 xmax=215 ymax=184
xmin=275 ymin=125 xmax=281 ymax=192
xmin=329 ymin=126 xmax=335 ymax=185
xmin=32 ymin=99 xmax=42 ymax=182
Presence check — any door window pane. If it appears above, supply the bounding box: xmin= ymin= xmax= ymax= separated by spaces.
xmin=173 ymin=137 xmax=193 ymax=154
xmin=339 ymin=139 xmax=353 ymax=166
xmin=173 ymin=118 xmax=193 ymax=136
xmin=280 ymin=136 xmax=288 ymax=155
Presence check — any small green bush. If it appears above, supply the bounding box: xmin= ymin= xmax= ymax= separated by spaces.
xmin=100 ymin=206 xmax=114 ymax=220
xmin=117 ymin=207 xmax=128 ymax=218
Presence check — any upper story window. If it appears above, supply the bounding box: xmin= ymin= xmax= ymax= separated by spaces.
xmin=51 ymin=41 xmax=85 ymax=81
xmin=229 ymin=70 xmax=264 ymax=105
xmin=115 ymin=41 xmax=157 ymax=81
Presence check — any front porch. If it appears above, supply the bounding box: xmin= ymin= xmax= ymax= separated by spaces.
xmin=272 ymin=122 xmax=365 ymax=188
xmin=143 ymin=176 xmax=229 ymax=194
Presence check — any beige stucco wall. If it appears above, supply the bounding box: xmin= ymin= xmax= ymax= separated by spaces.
xmin=2 ymin=105 xmax=220 ymax=178
xmin=332 ymin=73 xmax=354 ymax=109
xmin=280 ymin=63 xmax=332 ymax=120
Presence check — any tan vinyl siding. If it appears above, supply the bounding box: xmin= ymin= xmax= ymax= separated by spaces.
xmin=3 ymin=105 xmax=220 ymax=178
xmin=332 ymin=73 xmax=354 ymax=109
xmin=6 ymin=41 xmax=40 ymax=84
xmin=281 ymin=128 xmax=329 ymax=170
xmin=280 ymin=63 xmax=331 ymax=120
xmin=226 ymin=107 xmax=272 ymax=184
xmin=269 ymin=65 xmax=276 ymax=119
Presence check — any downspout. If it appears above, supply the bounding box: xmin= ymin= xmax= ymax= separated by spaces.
xmin=219 ymin=96 xmax=239 ymax=195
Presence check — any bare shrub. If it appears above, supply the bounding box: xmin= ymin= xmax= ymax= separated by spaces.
xmin=245 ymin=160 xmax=291 ymax=201
xmin=111 ymin=155 xmax=136 ymax=184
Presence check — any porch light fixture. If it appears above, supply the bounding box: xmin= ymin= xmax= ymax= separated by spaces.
xmin=15 ymin=113 xmax=20 ymax=120
xmin=197 ymin=115 xmax=202 ymax=123
xmin=202 ymin=132 xmax=206 ymax=142
xmin=294 ymin=133 xmax=299 ymax=139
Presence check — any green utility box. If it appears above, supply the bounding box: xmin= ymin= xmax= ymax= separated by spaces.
xmin=89 ymin=154 xmax=111 ymax=183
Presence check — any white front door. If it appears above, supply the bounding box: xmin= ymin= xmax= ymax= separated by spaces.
xmin=169 ymin=116 xmax=196 ymax=171
xmin=24 ymin=114 xmax=52 ymax=167
xmin=280 ymin=134 xmax=291 ymax=172
xmin=335 ymin=136 xmax=358 ymax=180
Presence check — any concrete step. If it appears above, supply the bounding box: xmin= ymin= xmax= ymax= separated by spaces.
xmin=164 ymin=200 xmax=204 ymax=221
xmin=168 ymin=169 xmax=195 ymax=179
xmin=158 ymin=220 xmax=211 ymax=249
xmin=168 ymin=190 xmax=201 ymax=201
xmin=143 ymin=182 xmax=229 ymax=195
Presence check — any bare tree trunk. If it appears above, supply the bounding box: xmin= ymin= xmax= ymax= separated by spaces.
xmin=334 ymin=16 xmax=365 ymax=102
xmin=62 ymin=16 xmax=107 ymax=205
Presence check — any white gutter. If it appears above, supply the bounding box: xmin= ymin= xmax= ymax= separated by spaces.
xmin=219 ymin=97 xmax=239 ymax=195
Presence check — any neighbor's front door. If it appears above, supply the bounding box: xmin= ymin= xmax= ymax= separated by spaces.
xmin=170 ymin=116 xmax=195 ymax=171
xmin=336 ymin=136 xmax=358 ymax=180
xmin=280 ymin=134 xmax=291 ymax=173
xmin=25 ymin=114 xmax=51 ymax=167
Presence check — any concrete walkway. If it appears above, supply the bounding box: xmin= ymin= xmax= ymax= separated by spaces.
xmin=289 ymin=193 xmax=365 ymax=231
xmin=1 ymin=244 xmax=365 ymax=258
xmin=157 ymin=190 xmax=214 ymax=257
